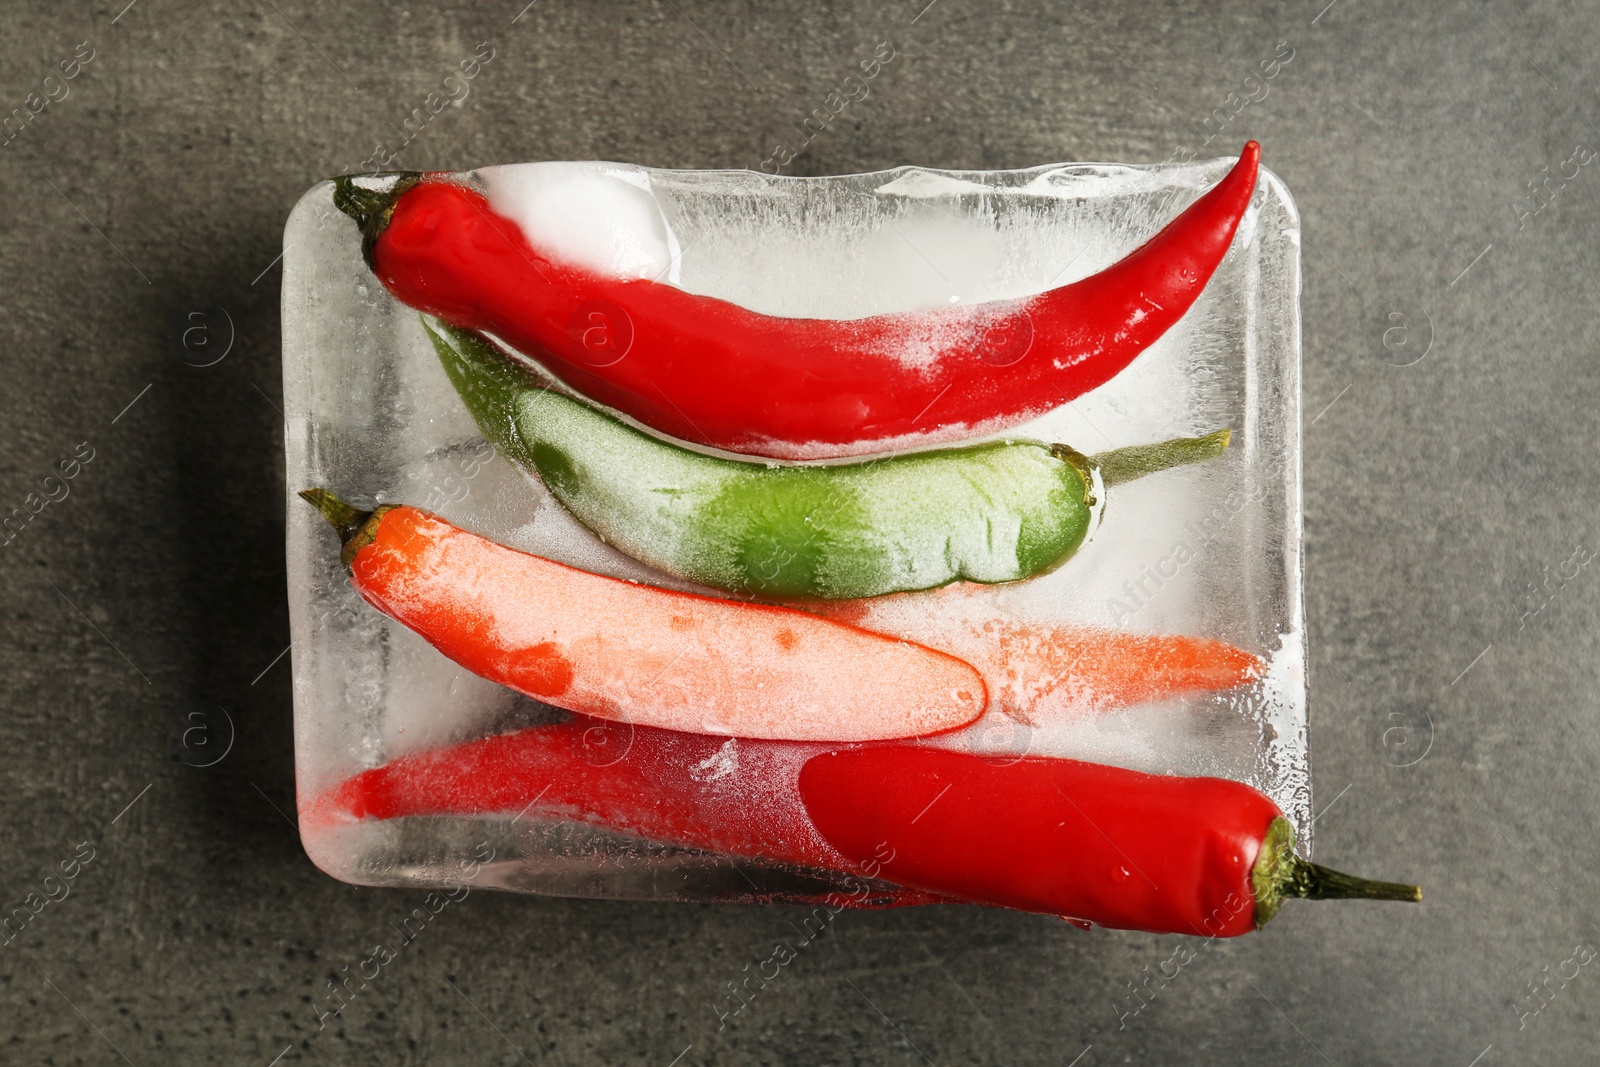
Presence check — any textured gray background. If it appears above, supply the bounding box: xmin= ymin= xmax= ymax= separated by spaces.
xmin=2 ymin=0 xmax=1597 ymax=1064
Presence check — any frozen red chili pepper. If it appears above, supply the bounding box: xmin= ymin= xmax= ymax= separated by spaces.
xmin=306 ymin=716 xmax=942 ymax=907
xmin=313 ymin=716 xmax=1419 ymax=934
xmin=800 ymin=747 xmax=1421 ymax=935
xmin=332 ymin=144 xmax=1261 ymax=459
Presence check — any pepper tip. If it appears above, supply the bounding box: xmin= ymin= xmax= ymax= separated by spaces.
xmin=1221 ymin=143 xmax=1261 ymax=204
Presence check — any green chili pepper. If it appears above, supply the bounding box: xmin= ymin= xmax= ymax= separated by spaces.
xmin=426 ymin=320 xmax=1230 ymax=600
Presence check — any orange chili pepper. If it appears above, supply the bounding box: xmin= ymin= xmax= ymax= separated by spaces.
xmin=300 ymin=490 xmax=986 ymax=742
xmin=812 ymin=587 xmax=1262 ymax=723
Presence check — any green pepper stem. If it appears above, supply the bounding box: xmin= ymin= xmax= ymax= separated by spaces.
xmin=1083 ymin=428 xmax=1231 ymax=488
xmin=1250 ymin=816 xmax=1421 ymax=928
xmin=299 ymin=488 xmax=388 ymax=569
xmin=1286 ymin=861 xmax=1424 ymax=903
xmin=299 ymin=488 xmax=369 ymax=543
xmin=332 ymin=172 xmax=422 ymax=268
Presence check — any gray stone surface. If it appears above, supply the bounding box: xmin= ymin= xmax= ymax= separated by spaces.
xmin=2 ymin=0 xmax=1597 ymax=1063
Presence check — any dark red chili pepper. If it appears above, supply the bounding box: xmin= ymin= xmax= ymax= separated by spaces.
xmin=333 ymin=144 xmax=1260 ymax=459
xmin=306 ymin=718 xmax=942 ymax=907
xmin=798 ymin=747 xmax=1420 ymax=935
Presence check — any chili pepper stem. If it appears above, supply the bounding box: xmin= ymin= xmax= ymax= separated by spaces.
xmin=1084 ymin=428 xmax=1231 ymax=488
xmin=299 ymin=488 xmax=368 ymax=541
xmin=332 ymin=172 xmax=422 ymax=268
xmin=298 ymin=488 xmax=391 ymax=569
xmin=1288 ymin=861 xmax=1424 ymax=903
xmin=1251 ymin=816 xmax=1421 ymax=928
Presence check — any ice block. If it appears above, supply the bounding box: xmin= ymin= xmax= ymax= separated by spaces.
xmin=283 ymin=148 xmax=1316 ymax=920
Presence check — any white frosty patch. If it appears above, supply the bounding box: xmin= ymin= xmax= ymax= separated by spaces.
xmin=872 ymin=170 xmax=996 ymax=198
xmin=859 ymin=311 xmax=982 ymax=375
xmin=689 ymin=738 xmax=740 ymax=782
xmin=479 ymin=162 xmax=679 ymax=282
xmin=1254 ymin=629 xmax=1311 ymax=844
xmin=735 ymin=406 xmax=1049 ymax=462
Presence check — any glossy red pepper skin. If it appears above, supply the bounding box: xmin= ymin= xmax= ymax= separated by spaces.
xmin=798 ymin=748 xmax=1278 ymax=936
xmin=307 ymin=718 xmax=942 ymax=907
xmin=358 ymin=144 xmax=1260 ymax=459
